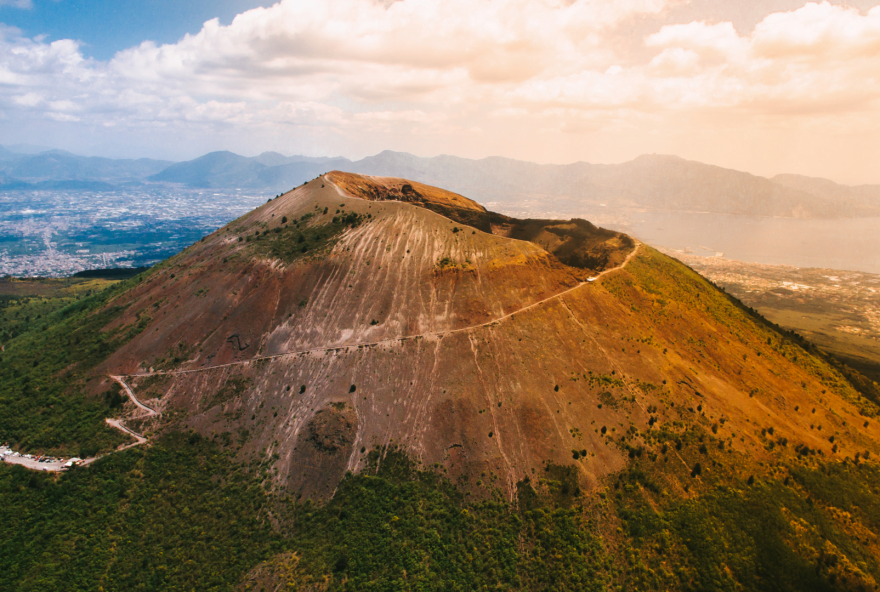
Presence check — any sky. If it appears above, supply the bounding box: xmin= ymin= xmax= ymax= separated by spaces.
xmin=2 ymin=0 xmax=880 ymax=184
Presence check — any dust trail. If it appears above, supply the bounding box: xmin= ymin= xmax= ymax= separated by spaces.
xmin=468 ymin=332 xmax=517 ymax=499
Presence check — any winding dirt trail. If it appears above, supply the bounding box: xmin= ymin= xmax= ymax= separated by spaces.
xmin=119 ymin=240 xmax=640 ymax=381
xmin=111 ymin=375 xmax=159 ymax=417
xmin=4 ymin=376 xmax=159 ymax=472
xmin=104 ymin=419 xmax=148 ymax=447
xmin=102 ymin=375 xmax=159 ymax=449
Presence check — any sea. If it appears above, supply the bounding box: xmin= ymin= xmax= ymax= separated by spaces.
xmin=494 ymin=199 xmax=880 ymax=274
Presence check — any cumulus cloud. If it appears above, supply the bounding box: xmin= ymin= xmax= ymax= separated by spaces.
xmin=639 ymin=2 xmax=880 ymax=113
xmin=107 ymin=0 xmax=673 ymax=101
xmin=3 ymin=0 xmax=880 ymax=180
xmin=752 ymin=2 xmax=880 ymax=60
xmin=0 ymin=0 xmax=32 ymax=8
xmin=2 ymin=0 xmax=680 ymax=128
xmin=646 ymin=21 xmax=748 ymax=60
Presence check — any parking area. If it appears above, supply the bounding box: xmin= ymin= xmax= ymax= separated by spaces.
xmin=0 ymin=445 xmax=82 ymax=472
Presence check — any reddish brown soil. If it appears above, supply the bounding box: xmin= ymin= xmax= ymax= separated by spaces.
xmin=90 ymin=175 xmax=878 ymax=501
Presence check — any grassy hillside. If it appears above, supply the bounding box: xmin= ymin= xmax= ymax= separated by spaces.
xmin=667 ymin=254 xmax=880 ymax=385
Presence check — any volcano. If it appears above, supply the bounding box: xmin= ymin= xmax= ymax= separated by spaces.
xmin=4 ymin=171 xmax=880 ymax=591
xmin=83 ymin=172 xmax=878 ymax=503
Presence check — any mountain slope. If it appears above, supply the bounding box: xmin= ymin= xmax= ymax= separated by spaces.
xmin=585 ymin=154 xmax=853 ymax=217
xmin=151 ymin=148 xmax=879 ymax=218
xmin=61 ymin=173 xmax=876 ymax=504
xmin=150 ymin=150 xmax=351 ymax=188
xmin=6 ymin=145 xmax=879 ymax=219
xmin=2 ymin=172 xmax=880 ymax=591
xmin=149 ymin=151 xmax=269 ymax=187
xmin=774 ymin=173 xmax=880 ymax=209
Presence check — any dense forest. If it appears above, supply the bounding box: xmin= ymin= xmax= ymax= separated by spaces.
xmin=3 ymin=428 xmax=880 ymax=591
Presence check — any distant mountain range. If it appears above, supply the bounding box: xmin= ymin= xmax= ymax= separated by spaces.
xmin=347 ymin=151 xmax=880 ymax=219
xmin=149 ymin=151 xmax=350 ymax=191
xmin=2 ymin=144 xmax=879 ymax=219
xmin=0 ymin=145 xmax=172 ymax=190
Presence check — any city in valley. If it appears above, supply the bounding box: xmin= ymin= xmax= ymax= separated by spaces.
xmin=0 ymin=187 xmax=268 ymax=277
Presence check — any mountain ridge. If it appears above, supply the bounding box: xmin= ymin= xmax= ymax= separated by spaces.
xmin=2 ymin=144 xmax=878 ymax=219
xmin=0 ymin=146 xmax=173 ymax=182
xmin=349 ymin=150 xmax=875 ymax=218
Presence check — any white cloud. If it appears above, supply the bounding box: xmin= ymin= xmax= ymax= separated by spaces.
xmin=642 ymin=3 xmax=880 ymax=113
xmin=0 ymin=0 xmax=32 ymax=8
xmin=648 ymin=48 xmax=701 ymax=76
xmin=106 ymin=0 xmax=674 ymax=102
xmin=4 ymin=0 xmax=880 ymax=182
xmin=12 ymin=92 xmax=42 ymax=106
xmin=647 ymin=21 xmax=748 ymax=60
xmin=45 ymin=112 xmax=79 ymax=122
xmin=752 ymin=2 xmax=880 ymax=61
xmin=2 ymin=0 xmax=680 ymax=129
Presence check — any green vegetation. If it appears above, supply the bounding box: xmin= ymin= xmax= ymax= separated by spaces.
xmin=209 ymin=376 xmax=252 ymax=408
xmin=252 ymin=212 xmax=365 ymax=264
xmin=0 ymin=294 xmax=72 ymax=341
xmin=790 ymin=461 xmax=880 ymax=531
xmin=130 ymin=373 xmax=172 ymax=401
xmin=436 ymin=256 xmax=458 ymax=270
xmin=609 ymin=248 xmax=880 ymax=417
xmin=283 ymin=450 xmax=610 ymax=591
xmin=151 ymin=340 xmax=195 ymax=371
xmin=681 ymin=257 xmax=880 ymax=385
xmin=0 ymin=276 xmax=117 ymax=299
xmin=2 ymin=431 xmax=879 ymax=591
xmin=0 ymin=441 xmax=611 ymax=592
xmin=0 ymin=432 xmax=279 ymax=591
xmin=0 ymin=274 xmax=151 ymax=455
xmin=0 ymin=277 xmax=116 ymax=342
xmin=612 ymin=460 xmax=880 ymax=591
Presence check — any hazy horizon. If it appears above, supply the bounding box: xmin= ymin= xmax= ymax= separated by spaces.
xmin=4 ymin=143 xmax=878 ymax=188
xmin=4 ymin=0 xmax=880 ymax=184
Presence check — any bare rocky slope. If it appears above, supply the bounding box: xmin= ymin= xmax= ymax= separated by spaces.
xmin=92 ymin=173 xmax=879 ymax=503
